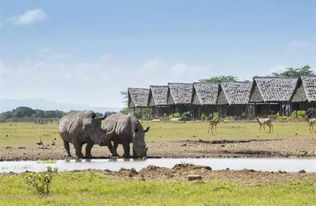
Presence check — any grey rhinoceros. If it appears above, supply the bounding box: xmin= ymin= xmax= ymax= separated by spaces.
xmin=102 ymin=113 xmax=149 ymax=158
xmin=59 ymin=110 xmax=114 ymax=158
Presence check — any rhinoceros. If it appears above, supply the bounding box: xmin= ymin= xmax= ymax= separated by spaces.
xmin=102 ymin=113 xmax=149 ymax=158
xmin=59 ymin=110 xmax=114 ymax=158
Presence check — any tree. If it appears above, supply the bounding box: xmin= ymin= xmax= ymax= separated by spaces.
xmin=0 ymin=107 xmax=66 ymax=121
xmin=199 ymin=75 xmax=238 ymax=83
xmin=120 ymin=91 xmax=132 ymax=114
xmin=272 ymin=65 xmax=314 ymax=77
xmin=120 ymin=107 xmax=132 ymax=115
xmin=11 ymin=107 xmax=36 ymax=118
xmin=120 ymin=91 xmax=128 ymax=106
xmin=0 ymin=111 xmax=12 ymax=121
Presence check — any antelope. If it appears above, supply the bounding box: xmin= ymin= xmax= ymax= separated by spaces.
xmin=305 ymin=117 xmax=316 ymax=133
xmin=256 ymin=117 xmax=273 ymax=133
xmin=208 ymin=119 xmax=220 ymax=134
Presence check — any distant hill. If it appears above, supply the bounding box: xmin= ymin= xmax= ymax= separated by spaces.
xmin=0 ymin=99 xmax=122 ymax=113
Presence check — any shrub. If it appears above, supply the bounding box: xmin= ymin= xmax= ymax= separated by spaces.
xmin=168 ymin=112 xmax=180 ymax=119
xmin=224 ymin=116 xmax=236 ymax=120
xmin=180 ymin=111 xmax=192 ymax=121
xmin=201 ymin=113 xmax=207 ymax=121
xmin=275 ymin=112 xmax=290 ymax=120
xmin=212 ymin=112 xmax=219 ymax=120
xmin=173 ymin=112 xmax=181 ymax=118
xmin=24 ymin=166 xmax=57 ymax=195
xmin=276 ymin=115 xmax=290 ymax=120
xmin=291 ymin=110 xmax=305 ymax=119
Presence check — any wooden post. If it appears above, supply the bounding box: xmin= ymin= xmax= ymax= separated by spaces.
xmin=140 ymin=107 xmax=143 ymax=119
xmin=218 ymin=105 xmax=221 ymax=119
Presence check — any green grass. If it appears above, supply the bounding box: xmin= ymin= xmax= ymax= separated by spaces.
xmin=37 ymin=160 xmax=57 ymax=164
xmin=0 ymin=121 xmax=314 ymax=148
xmin=141 ymin=121 xmax=315 ymax=141
xmin=0 ymin=122 xmax=59 ymax=147
xmin=0 ymin=171 xmax=315 ymax=206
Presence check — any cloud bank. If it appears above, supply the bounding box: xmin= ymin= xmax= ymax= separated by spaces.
xmin=0 ymin=49 xmax=213 ymax=107
xmin=4 ymin=9 xmax=47 ymax=26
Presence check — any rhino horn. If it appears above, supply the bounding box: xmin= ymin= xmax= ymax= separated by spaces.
xmin=144 ymin=127 xmax=150 ymax=133
xmin=96 ymin=113 xmax=107 ymax=121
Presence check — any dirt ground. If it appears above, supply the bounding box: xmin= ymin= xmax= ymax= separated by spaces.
xmin=0 ymin=137 xmax=316 ymax=161
xmin=113 ymin=164 xmax=316 ymax=184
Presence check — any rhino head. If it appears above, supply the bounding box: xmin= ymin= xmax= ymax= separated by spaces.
xmin=132 ymin=125 xmax=149 ymax=158
xmin=83 ymin=112 xmax=114 ymax=146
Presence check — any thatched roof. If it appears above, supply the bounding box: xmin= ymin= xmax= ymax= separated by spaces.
xmin=192 ymin=82 xmax=219 ymax=105
xmin=148 ymin=85 xmax=169 ymax=106
xmin=249 ymin=77 xmax=297 ymax=103
xmin=291 ymin=75 xmax=316 ymax=103
xmin=167 ymin=83 xmax=193 ymax=105
xmin=128 ymin=88 xmax=149 ymax=108
xmin=217 ymin=82 xmax=252 ymax=105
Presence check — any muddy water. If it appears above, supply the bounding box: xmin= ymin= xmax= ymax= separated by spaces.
xmin=0 ymin=158 xmax=315 ymax=173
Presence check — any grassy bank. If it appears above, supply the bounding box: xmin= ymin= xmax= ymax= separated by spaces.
xmin=0 ymin=121 xmax=314 ymax=148
xmin=0 ymin=171 xmax=315 ymax=206
xmin=142 ymin=120 xmax=315 ymax=141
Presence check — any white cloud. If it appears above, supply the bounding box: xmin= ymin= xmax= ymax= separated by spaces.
xmin=100 ymin=54 xmax=113 ymax=61
xmin=139 ymin=59 xmax=162 ymax=72
xmin=38 ymin=48 xmax=72 ymax=60
xmin=268 ymin=65 xmax=288 ymax=75
xmin=139 ymin=60 xmax=212 ymax=83
xmin=0 ymin=50 xmax=216 ymax=107
xmin=287 ymin=40 xmax=309 ymax=50
xmin=5 ymin=9 xmax=47 ymax=26
xmin=170 ymin=63 xmax=211 ymax=81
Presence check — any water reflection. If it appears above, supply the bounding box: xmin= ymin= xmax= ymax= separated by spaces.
xmin=0 ymin=158 xmax=315 ymax=173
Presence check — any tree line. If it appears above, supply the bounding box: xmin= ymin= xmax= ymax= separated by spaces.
xmin=0 ymin=107 xmax=67 ymax=121
xmin=0 ymin=107 xmax=116 ymax=121
xmin=200 ymin=65 xmax=314 ymax=83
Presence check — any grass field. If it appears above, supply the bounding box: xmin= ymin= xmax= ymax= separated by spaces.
xmin=0 ymin=121 xmax=314 ymax=147
xmin=0 ymin=171 xmax=315 ymax=206
xmin=0 ymin=122 xmax=315 ymax=205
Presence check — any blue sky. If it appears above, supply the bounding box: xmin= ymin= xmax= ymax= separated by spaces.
xmin=0 ymin=0 xmax=315 ymax=107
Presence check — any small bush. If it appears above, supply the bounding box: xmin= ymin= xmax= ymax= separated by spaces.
xmin=224 ymin=116 xmax=235 ymax=120
xmin=201 ymin=113 xmax=207 ymax=121
xmin=276 ymin=116 xmax=290 ymax=120
xmin=291 ymin=110 xmax=305 ymax=119
xmin=173 ymin=112 xmax=180 ymax=118
xmin=24 ymin=166 xmax=57 ymax=195
xmin=212 ymin=112 xmax=219 ymax=120
xmin=275 ymin=112 xmax=290 ymax=120
xmin=169 ymin=112 xmax=180 ymax=119
xmin=180 ymin=111 xmax=192 ymax=121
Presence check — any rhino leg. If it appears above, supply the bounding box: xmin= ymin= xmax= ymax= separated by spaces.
xmin=111 ymin=141 xmax=119 ymax=156
xmin=73 ymin=141 xmax=84 ymax=158
xmin=106 ymin=142 xmax=115 ymax=156
xmin=122 ymin=143 xmax=131 ymax=158
xmin=85 ymin=141 xmax=94 ymax=158
xmin=63 ymin=140 xmax=71 ymax=157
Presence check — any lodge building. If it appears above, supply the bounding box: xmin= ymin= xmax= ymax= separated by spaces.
xmin=127 ymin=75 xmax=316 ymax=119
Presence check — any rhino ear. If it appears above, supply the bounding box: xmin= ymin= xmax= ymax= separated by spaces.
xmin=144 ymin=127 xmax=150 ymax=133
xmin=96 ymin=114 xmax=107 ymax=121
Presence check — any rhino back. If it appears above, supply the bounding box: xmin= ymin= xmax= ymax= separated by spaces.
xmin=59 ymin=111 xmax=93 ymax=142
xmin=59 ymin=112 xmax=77 ymax=141
xmin=103 ymin=113 xmax=132 ymax=136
